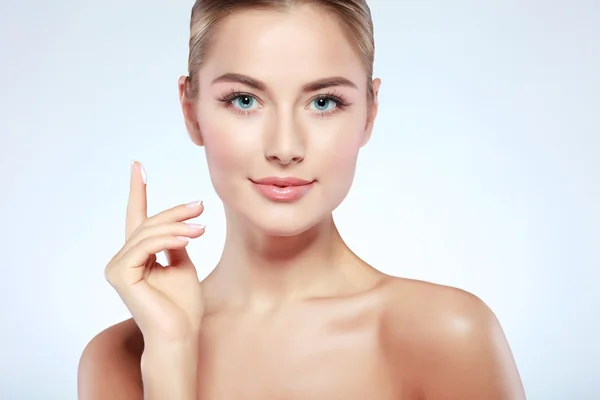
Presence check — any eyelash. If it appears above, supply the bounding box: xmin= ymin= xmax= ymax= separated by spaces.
xmin=215 ymin=89 xmax=352 ymax=117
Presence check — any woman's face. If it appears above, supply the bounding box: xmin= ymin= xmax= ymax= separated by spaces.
xmin=181 ymin=5 xmax=380 ymax=236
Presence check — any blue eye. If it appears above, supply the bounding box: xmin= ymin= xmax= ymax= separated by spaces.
xmin=311 ymin=97 xmax=337 ymax=112
xmin=232 ymin=95 xmax=256 ymax=110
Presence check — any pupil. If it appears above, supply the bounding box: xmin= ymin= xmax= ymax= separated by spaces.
xmin=317 ymin=99 xmax=327 ymax=108
xmin=241 ymin=97 xmax=251 ymax=105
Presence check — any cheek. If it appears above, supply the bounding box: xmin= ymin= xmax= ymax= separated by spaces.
xmin=325 ymin=141 xmax=360 ymax=175
xmin=203 ymin=125 xmax=236 ymax=172
xmin=317 ymin=117 xmax=365 ymax=172
xmin=197 ymin=113 xmax=253 ymax=198
xmin=198 ymin=103 xmax=255 ymax=169
xmin=313 ymin=122 xmax=364 ymax=196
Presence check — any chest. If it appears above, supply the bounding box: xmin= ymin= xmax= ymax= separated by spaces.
xmin=195 ymin=307 xmax=402 ymax=399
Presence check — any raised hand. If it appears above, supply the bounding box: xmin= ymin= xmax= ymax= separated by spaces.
xmin=105 ymin=161 xmax=206 ymax=344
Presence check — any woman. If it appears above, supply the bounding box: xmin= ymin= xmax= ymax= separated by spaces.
xmin=78 ymin=0 xmax=525 ymax=399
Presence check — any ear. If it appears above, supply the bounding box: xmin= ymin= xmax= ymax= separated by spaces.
xmin=178 ymin=76 xmax=204 ymax=146
xmin=360 ymin=78 xmax=381 ymax=147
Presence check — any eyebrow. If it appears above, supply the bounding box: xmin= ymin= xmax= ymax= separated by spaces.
xmin=211 ymin=73 xmax=358 ymax=92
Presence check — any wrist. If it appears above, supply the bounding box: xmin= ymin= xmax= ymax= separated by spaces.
xmin=141 ymin=338 xmax=199 ymax=400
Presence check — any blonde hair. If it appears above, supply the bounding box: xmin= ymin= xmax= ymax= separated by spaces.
xmin=184 ymin=0 xmax=375 ymax=101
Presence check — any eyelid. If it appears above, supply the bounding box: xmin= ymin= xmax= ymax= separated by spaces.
xmin=217 ymin=88 xmax=350 ymax=104
xmin=217 ymin=90 xmax=263 ymax=105
xmin=307 ymin=91 xmax=352 ymax=108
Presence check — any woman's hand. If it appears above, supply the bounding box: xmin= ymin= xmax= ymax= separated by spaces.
xmin=105 ymin=161 xmax=206 ymax=345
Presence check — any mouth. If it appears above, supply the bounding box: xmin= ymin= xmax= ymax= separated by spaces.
xmin=249 ymin=176 xmax=315 ymax=202
xmin=250 ymin=176 xmax=314 ymax=187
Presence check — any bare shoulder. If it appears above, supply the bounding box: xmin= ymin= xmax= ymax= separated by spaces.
xmin=376 ymin=276 xmax=525 ymax=399
xmin=378 ymin=276 xmax=495 ymax=334
xmin=374 ymin=276 xmax=497 ymax=358
xmin=77 ymin=318 xmax=144 ymax=400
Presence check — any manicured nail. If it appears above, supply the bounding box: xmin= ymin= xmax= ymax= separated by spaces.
xmin=176 ymin=236 xmax=190 ymax=242
xmin=131 ymin=160 xmax=147 ymax=184
xmin=186 ymin=223 xmax=205 ymax=230
xmin=139 ymin=163 xmax=147 ymax=184
xmin=186 ymin=200 xmax=203 ymax=208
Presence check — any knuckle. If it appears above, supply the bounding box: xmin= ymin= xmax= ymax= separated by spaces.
xmin=104 ymin=263 xmax=116 ymax=283
xmin=137 ymin=235 xmax=154 ymax=248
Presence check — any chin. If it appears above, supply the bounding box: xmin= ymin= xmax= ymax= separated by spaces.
xmin=245 ymin=203 xmax=324 ymax=237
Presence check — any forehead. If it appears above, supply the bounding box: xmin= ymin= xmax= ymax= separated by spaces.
xmin=201 ymin=5 xmax=366 ymax=86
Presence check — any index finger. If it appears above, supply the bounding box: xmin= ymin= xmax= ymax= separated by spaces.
xmin=125 ymin=160 xmax=148 ymax=240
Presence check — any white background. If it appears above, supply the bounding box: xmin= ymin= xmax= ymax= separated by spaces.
xmin=1 ymin=1 xmax=598 ymax=399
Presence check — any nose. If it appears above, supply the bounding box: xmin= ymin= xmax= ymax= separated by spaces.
xmin=264 ymin=111 xmax=305 ymax=165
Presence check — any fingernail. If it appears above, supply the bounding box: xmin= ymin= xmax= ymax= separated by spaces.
xmin=139 ymin=163 xmax=147 ymax=184
xmin=131 ymin=160 xmax=147 ymax=184
xmin=186 ymin=200 xmax=203 ymax=208
xmin=176 ymin=236 xmax=190 ymax=242
xmin=186 ymin=223 xmax=205 ymax=230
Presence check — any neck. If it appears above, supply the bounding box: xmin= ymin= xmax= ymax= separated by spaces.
xmin=204 ymin=210 xmax=365 ymax=313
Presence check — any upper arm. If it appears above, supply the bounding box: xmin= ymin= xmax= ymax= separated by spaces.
xmin=77 ymin=319 xmax=144 ymax=400
xmin=421 ymin=291 xmax=525 ymax=400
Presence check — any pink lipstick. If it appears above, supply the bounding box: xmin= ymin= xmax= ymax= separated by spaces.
xmin=250 ymin=176 xmax=315 ymax=203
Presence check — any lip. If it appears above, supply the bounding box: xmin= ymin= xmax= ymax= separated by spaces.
xmin=250 ymin=176 xmax=315 ymax=203
xmin=251 ymin=176 xmax=314 ymax=187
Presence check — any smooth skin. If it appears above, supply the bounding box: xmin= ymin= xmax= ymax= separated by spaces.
xmin=79 ymin=164 xmax=525 ymax=400
xmin=78 ymin=4 xmax=526 ymax=400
